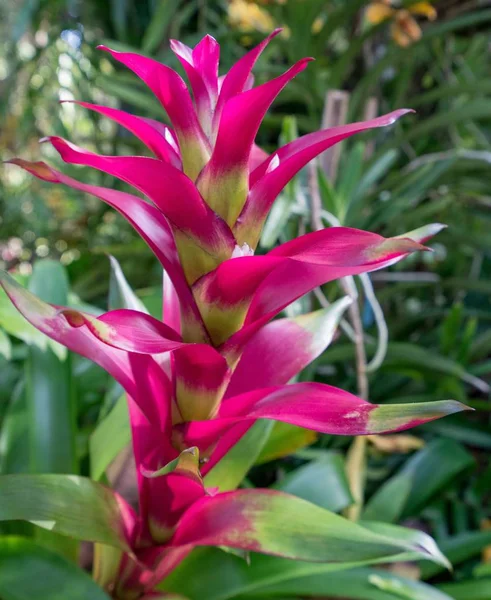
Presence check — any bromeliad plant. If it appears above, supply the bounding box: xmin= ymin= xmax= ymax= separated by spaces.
xmin=1 ymin=30 xmax=468 ymax=599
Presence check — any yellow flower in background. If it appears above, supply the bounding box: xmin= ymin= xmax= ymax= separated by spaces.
xmin=366 ymin=0 xmax=437 ymax=47
xmin=228 ymin=0 xmax=276 ymax=33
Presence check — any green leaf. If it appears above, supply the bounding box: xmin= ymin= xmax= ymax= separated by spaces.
xmin=420 ymin=530 xmax=491 ymax=580
xmin=0 ymin=536 xmax=110 ymax=600
xmin=0 ymin=328 xmax=12 ymax=359
xmin=255 ymin=422 xmax=318 ymax=465
xmin=25 ymin=261 xmax=78 ymax=560
xmin=141 ymin=0 xmax=180 ymax=54
xmin=0 ymin=382 xmax=28 ymax=474
xmin=241 ymin=568 xmax=453 ymax=600
xmin=161 ymin=543 xmax=449 ymax=600
xmin=363 ymin=439 xmax=475 ymax=522
xmin=26 ymin=261 xmax=77 ymax=475
xmin=438 ymin=579 xmax=491 ymax=600
xmin=204 ymin=420 xmax=274 ymax=491
xmin=380 ymin=343 xmax=489 ymax=394
xmin=108 ymin=256 xmax=148 ymax=313
xmin=274 ymin=452 xmax=353 ymax=513
xmin=90 ymin=395 xmax=131 ymax=481
xmin=0 ymin=474 xmax=132 ymax=551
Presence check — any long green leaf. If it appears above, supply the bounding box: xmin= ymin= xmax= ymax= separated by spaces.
xmin=161 ymin=543 xmax=448 ymax=600
xmin=26 ymin=260 xmax=76 ymax=474
xmin=362 ymin=439 xmax=474 ymax=522
xmin=0 ymin=536 xmax=110 ymax=600
xmin=242 ymin=568 xmax=454 ymax=600
xmin=141 ymin=0 xmax=180 ymax=54
xmin=438 ymin=579 xmax=491 ymax=600
xmin=0 ymin=474 xmax=132 ymax=551
xmin=90 ymin=395 xmax=130 ymax=481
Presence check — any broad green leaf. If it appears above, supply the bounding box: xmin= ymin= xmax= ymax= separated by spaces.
xmin=0 ymin=382 xmax=28 ymax=474
xmin=241 ymin=568 xmax=454 ymax=600
xmin=26 ymin=261 xmax=77 ymax=475
xmin=363 ymin=439 xmax=474 ymax=522
xmin=161 ymin=541 xmax=447 ymax=600
xmin=360 ymin=521 xmax=449 ymax=571
xmin=90 ymin=395 xmax=130 ymax=481
xmin=0 ymin=474 xmax=132 ymax=551
xmin=26 ymin=261 xmax=78 ymax=560
xmin=438 ymin=579 xmax=491 ymax=600
xmin=0 ymin=536 xmax=110 ymax=600
xmin=169 ymin=490 xmax=450 ymax=575
xmin=273 ymin=452 xmax=353 ymax=513
xmin=204 ymin=420 xmax=274 ymax=491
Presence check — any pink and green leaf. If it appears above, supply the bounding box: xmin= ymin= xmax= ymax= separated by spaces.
xmin=66 ymin=101 xmax=182 ymax=166
xmin=41 ymin=137 xmax=235 ymax=284
xmin=198 ymin=58 xmax=312 ymax=227
xmin=0 ymin=474 xmax=136 ymax=552
xmin=194 ymin=227 xmax=428 ymax=346
xmin=167 ymin=489 xmax=450 ymax=567
xmin=170 ymin=35 xmax=219 ymax=136
xmin=6 ymin=159 xmax=207 ymax=342
xmin=176 ymin=382 xmax=468 ymax=453
xmin=225 ymin=296 xmax=352 ymax=395
xmin=236 ymin=109 xmax=413 ymax=247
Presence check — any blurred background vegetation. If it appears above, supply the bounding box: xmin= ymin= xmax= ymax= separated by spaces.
xmin=0 ymin=1 xmax=490 ymax=599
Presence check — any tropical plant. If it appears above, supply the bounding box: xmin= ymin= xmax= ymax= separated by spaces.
xmin=0 ymin=31 xmax=471 ymax=599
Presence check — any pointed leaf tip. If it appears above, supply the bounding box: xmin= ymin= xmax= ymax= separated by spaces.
xmin=5 ymin=159 xmax=61 ymax=183
xmin=400 ymin=222 xmax=447 ymax=243
xmin=368 ymin=236 xmax=428 ymax=261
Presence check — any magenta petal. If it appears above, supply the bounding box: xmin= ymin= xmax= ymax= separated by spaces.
xmin=211 ymin=58 xmax=312 ymax=175
xmin=61 ymin=308 xmax=184 ymax=354
xmin=192 ymin=35 xmax=220 ymax=98
xmin=170 ymin=35 xmax=219 ymax=135
xmin=198 ymin=58 xmax=312 ymax=226
xmin=194 ymin=227 xmax=426 ymax=347
xmin=214 ymin=29 xmax=282 ymax=126
xmin=172 ymin=345 xmax=231 ymax=422
xmin=225 ymin=298 xmax=351 ymax=397
xmin=141 ymin=449 xmax=206 ymax=544
xmin=237 ymin=109 xmax=413 ymax=245
xmin=65 ymin=101 xmax=181 ymax=166
xmin=0 ymin=270 xmax=171 ymax=435
xmin=97 ymin=45 xmax=210 ymax=179
xmin=42 ymin=138 xmax=235 ymax=280
xmin=6 ymin=159 xmax=207 ymax=340
xmin=248 ymin=143 xmax=269 ymax=172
